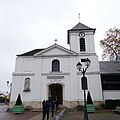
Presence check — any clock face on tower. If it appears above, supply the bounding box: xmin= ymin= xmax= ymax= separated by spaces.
xmin=79 ymin=32 xmax=85 ymax=38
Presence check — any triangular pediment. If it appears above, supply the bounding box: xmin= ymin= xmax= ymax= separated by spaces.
xmin=34 ymin=44 xmax=77 ymax=57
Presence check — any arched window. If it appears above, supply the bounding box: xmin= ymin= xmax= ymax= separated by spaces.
xmin=23 ymin=78 xmax=31 ymax=92
xmin=52 ymin=59 xmax=60 ymax=72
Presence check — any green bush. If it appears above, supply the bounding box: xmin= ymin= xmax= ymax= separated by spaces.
xmin=105 ymin=99 xmax=120 ymax=109
xmin=87 ymin=91 xmax=93 ymax=104
xmin=15 ymin=94 xmax=23 ymax=105
xmin=0 ymin=97 xmax=5 ymax=103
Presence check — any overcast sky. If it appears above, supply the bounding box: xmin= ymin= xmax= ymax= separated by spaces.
xmin=0 ymin=0 xmax=120 ymax=92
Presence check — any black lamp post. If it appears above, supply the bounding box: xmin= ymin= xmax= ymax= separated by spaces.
xmin=76 ymin=58 xmax=91 ymax=120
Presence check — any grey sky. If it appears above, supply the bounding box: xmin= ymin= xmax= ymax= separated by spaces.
xmin=0 ymin=0 xmax=120 ymax=92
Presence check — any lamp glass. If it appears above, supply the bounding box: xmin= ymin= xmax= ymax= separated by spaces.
xmin=76 ymin=62 xmax=82 ymax=71
xmin=7 ymin=81 xmax=9 ymax=84
xmin=85 ymin=58 xmax=91 ymax=67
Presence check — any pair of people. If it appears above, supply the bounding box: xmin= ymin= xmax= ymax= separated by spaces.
xmin=42 ymin=99 xmax=56 ymax=120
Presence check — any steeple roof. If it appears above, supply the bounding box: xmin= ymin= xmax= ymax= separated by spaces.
xmin=71 ymin=22 xmax=94 ymax=30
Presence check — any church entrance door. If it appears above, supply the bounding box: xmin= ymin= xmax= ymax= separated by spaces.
xmin=49 ymin=84 xmax=63 ymax=104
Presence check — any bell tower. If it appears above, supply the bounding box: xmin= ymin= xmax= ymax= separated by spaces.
xmin=67 ymin=22 xmax=96 ymax=54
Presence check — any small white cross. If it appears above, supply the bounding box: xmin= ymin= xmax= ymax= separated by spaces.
xmin=78 ymin=13 xmax=80 ymax=23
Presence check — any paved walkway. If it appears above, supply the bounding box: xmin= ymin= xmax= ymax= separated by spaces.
xmin=0 ymin=104 xmax=56 ymax=120
xmin=0 ymin=104 xmax=40 ymax=120
xmin=0 ymin=104 xmax=120 ymax=120
xmin=29 ymin=110 xmax=120 ymax=120
xmin=28 ymin=113 xmax=56 ymax=120
xmin=62 ymin=111 xmax=120 ymax=120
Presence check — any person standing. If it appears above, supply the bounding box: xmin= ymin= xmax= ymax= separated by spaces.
xmin=42 ymin=100 xmax=51 ymax=120
xmin=55 ymin=97 xmax=59 ymax=111
xmin=42 ymin=100 xmax=46 ymax=118
xmin=51 ymin=100 xmax=55 ymax=117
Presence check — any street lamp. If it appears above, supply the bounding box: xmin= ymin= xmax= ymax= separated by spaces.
xmin=6 ymin=81 xmax=12 ymax=96
xmin=7 ymin=81 xmax=10 ymax=87
xmin=76 ymin=58 xmax=91 ymax=120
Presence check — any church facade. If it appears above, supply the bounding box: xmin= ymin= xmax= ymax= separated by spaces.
xmin=10 ymin=22 xmax=103 ymax=109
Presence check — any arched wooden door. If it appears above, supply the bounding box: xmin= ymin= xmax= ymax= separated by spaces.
xmin=49 ymin=84 xmax=63 ymax=104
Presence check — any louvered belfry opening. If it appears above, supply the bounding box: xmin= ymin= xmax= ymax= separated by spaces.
xmin=80 ymin=38 xmax=86 ymax=51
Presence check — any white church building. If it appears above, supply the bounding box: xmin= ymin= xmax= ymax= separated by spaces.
xmin=10 ymin=22 xmax=103 ymax=109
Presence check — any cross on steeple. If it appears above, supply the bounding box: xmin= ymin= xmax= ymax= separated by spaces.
xmin=78 ymin=13 xmax=80 ymax=23
xmin=54 ymin=39 xmax=58 ymax=44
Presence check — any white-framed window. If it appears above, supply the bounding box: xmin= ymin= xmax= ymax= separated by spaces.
xmin=52 ymin=59 xmax=60 ymax=72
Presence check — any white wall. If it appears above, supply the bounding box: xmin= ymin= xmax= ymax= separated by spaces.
xmin=11 ymin=75 xmax=36 ymax=101
xmin=11 ymin=52 xmax=103 ymax=102
xmin=103 ymin=90 xmax=120 ymax=100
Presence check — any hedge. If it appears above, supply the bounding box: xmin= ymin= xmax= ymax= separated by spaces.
xmin=105 ymin=99 xmax=120 ymax=109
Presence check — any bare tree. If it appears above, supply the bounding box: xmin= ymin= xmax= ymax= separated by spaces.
xmin=100 ymin=27 xmax=120 ymax=60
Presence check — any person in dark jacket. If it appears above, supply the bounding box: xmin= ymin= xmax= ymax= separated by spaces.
xmin=51 ymin=100 xmax=55 ymax=117
xmin=42 ymin=100 xmax=51 ymax=120
xmin=42 ymin=100 xmax=46 ymax=114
